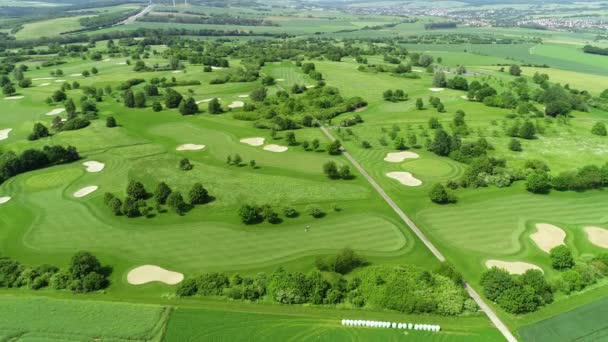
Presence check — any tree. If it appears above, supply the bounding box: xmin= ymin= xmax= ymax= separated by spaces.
xmin=429 ymin=129 xmax=452 ymax=156
xmin=189 ymin=183 xmax=209 ymax=205
xmin=167 ymin=191 xmax=186 ymax=214
xmin=497 ymin=285 xmax=539 ymax=314
xmin=285 ymin=132 xmax=297 ymax=146
xmin=2 ymin=83 xmax=15 ymax=96
xmin=152 ymin=101 xmax=162 ymax=112
xmin=208 ymin=98 xmax=222 ymax=114
xmin=480 ymin=267 xmax=516 ymax=301
xmin=545 ymin=101 xmax=571 ymax=117
xmin=18 ymin=78 xmax=31 ymax=88
xmin=239 ymin=204 xmax=262 ymax=224
xmin=508 ymin=138 xmax=522 ymax=151
xmin=323 ymin=161 xmax=339 ymax=179
xmin=429 ymin=183 xmax=456 ymax=204
xmin=179 ymin=158 xmax=193 ymax=170
xmin=64 ymin=98 xmax=76 ymax=118
xmin=418 ymin=54 xmax=434 ymax=67
xmin=69 ymin=251 xmax=101 ymax=279
xmin=154 ymin=182 xmax=172 ymax=205
xmin=415 ymin=98 xmax=424 ymax=110
xmin=28 ymin=123 xmax=49 ymax=141
xmin=91 ymin=67 xmax=98 ymax=75
xmin=428 ymin=117 xmax=441 ymax=129
xmin=260 ymin=205 xmax=280 ymax=223
xmin=526 ymin=171 xmax=551 ymax=194
xmin=106 ymin=116 xmax=117 ymax=128
xmin=249 ymin=160 xmax=256 ymax=168
xmin=519 ymin=121 xmax=536 ymax=139
xmin=164 ymin=88 xmax=183 ymax=108
xmin=550 ymin=245 xmax=575 ymax=270
xmin=232 ymin=154 xmax=242 ymax=166
xmin=311 ymin=139 xmax=320 ymax=151
xmin=509 ymin=64 xmax=522 ymax=76
xmin=250 ymin=87 xmax=267 ymax=102
xmin=52 ymin=90 xmax=66 ymax=102
xmin=82 ymin=70 xmax=90 ymax=77
xmin=122 ymin=197 xmax=141 ymax=217
xmin=123 ymin=89 xmax=135 ymax=108
xmin=134 ymin=91 xmax=146 ymax=108
xmin=179 ymin=97 xmax=198 ymax=115
xmin=591 ymin=122 xmax=607 ymax=136
xmin=433 ymin=71 xmax=446 ymax=87
xmin=327 ymin=140 xmax=342 ymax=155
xmin=109 ymin=197 xmax=122 ymax=215
xmin=307 ymin=205 xmax=324 ymax=218
xmin=261 ymin=76 xmax=275 ymax=86
xmin=126 ymin=180 xmax=146 ymax=200
xmin=339 ymin=165 xmax=351 ymax=179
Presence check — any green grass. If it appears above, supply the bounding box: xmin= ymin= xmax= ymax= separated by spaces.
xmin=0 ymin=295 xmax=169 ymax=341
xmin=15 ymin=16 xmax=89 ymax=39
xmin=519 ymin=297 xmax=608 ymax=341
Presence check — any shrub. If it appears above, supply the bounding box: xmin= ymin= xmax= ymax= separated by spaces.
xmin=591 ymin=122 xmax=607 ymax=136
xmin=167 ymin=191 xmax=186 ymax=214
xmin=189 ymin=183 xmax=209 ymax=205
xmin=550 ymin=245 xmax=575 ymax=270
xmin=429 ymin=183 xmax=456 ymax=204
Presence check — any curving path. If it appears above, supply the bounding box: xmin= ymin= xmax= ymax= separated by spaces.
xmin=319 ymin=125 xmax=517 ymax=342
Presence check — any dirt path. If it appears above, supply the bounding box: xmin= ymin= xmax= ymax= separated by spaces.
xmin=319 ymin=125 xmax=517 ymax=342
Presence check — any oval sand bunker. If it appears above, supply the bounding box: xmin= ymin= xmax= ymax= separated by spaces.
xmin=386 ymin=172 xmax=422 ymax=186
xmin=486 ymin=260 xmax=542 ymax=275
xmin=176 ymin=144 xmax=206 ymax=151
xmin=384 ymin=151 xmax=419 ymax=163
xmin=0 ymin=196 xmax=11 ymax=204
xmin=429 ymin=88 xmax=445 ymax=92
xmin=127 ymin=265 xmax=184 ymax=285
xmin=240 ymin=137 xmax=265 ymax=146
xmin=73 ymin=186 xmax=98 ymax=198
xmin=0 ymin=128 xmax=12 ymax=141
xmin=83 ymin=161 xmax=105 ymax=173
xmin=45 ymin=108 xmax=65 ymax=116
xmin=531 ymin=223 xmax=566 ymax=253
xmin=584 ymin=226 xmax=608 ymax=249
xmin=4 ymin=96 xmax=24 ymax=100
xmin=263 ymin=144 xmax=288 ymax=152
xmin=228 ymin=101 xmax=244 ymax=109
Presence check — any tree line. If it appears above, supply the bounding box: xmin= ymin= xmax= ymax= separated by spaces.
xmin=0 ymin=145 xmax=79 ymax=184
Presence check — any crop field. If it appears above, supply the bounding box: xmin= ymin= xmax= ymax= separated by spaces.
xmin=15 ymin=16 xmax=89 ymax=39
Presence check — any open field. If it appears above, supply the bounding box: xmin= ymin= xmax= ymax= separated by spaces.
xmin=15 ymin=16 xmax=89 ymax=39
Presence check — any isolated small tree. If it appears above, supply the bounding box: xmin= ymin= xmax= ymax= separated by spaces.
xmin=123 ymin=89 xmax=135 ymax=108
xmin=302 ymin=141 xmax=310 ymax=150
xmin=152 ymin=101 xmax=162 ymax=112
xmin=550 ymin=245 xmax=575 ymax=270
xmin=232 ymin=154 xmax=242 ymax=166
xmin=509 ymin=64 xmax=522 ymax=76
xmin=249 ymin=160 xmax=256 ymax=168
xmin=134 ymin=91 xmax=146 ymax=108
xmin=208 ymin=98 xmax=222 ymax=114
xmin=167 ymin=191 xmax=186 ymax=214
xmin=239 ymin=204 xmax=262 ymax=224
xmin=339 ymin=165 xmax=352 ymax=179
xmin=82 ymin=70 xmax=90 ymax=77
xmin=106 ymin=116 xmax=117 ymax=128
xmin=519 ymin=121 xmax=536 ymax=139
xmin=179 ymin=97 xmax=198 ymax=115
xmin=591 ymin=122 xmax=607 ymax=136
xmin=307 ymin=205 xmax=324 ymax=218
xmin=416 ymin=98 xmax=424 ymax=110
xmin=323 ymin=161 xmax=340 ymax=179
xmin=18 ymin=78 xmax=32 ymax=88
xmin=429 ymin=183 xmax=456 ymax=204
xmin=179 ymin=158 xmax=193 ymax=170
xmin=428 ymin=117 xmax=442 ymax=129
xmin=327 ymin=140 xmax=342 ymax=155
xmin=28 ymin=123 xmax=49 ymax=141
xmin=311 ymin=139 xmax=320 ymax=151
xmin=433 ymin=71 xmax=447 ymax=87
xmin=189 ymin=183 xmax=209 ymax=205
xmin=154 ymin=182 xmax=172 ymax=205
xmin=52 ymin=89 xmax=66 ymax=102
xmin=164 ymin=88 xmax=183 ymax=108
xmin=508 ymin=138 xmax=522 ymax=151
xmin=2 ymin=83 xmax=15 ymax=95
xmin=126 ymin=180 xmax=146 ymax=200
xmin=285 ymin=132 xmax=297 ymax=146
xmin=260 ymin=204 xmax=280 ymax=223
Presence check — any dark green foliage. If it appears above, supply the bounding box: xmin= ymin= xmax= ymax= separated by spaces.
xmin=134 ymin=91 xmax=146 ymax=108
xmin=508 ymin=138 xmax=522 ymax=151
xmin=69 ymin=251 xmax=101 ymax=279
xmin=519 ymin=121 xmax=536 ymax=139
xmin=509 ymin=64 xmax=522 ymax=76
xmin=207 ymin=98 xmax=222 ymax=114
xmin=164 ymin=88 xmax=183 ymax=108
xmin=323 ymin=161 xmax=339 ymax=179
xmin=526 ymin=171 xmax=551 ymax=194
xmin=591 ymin=122 xmax=607 ymax=136
xmin=167 ymin=191 xmax=186 ymax=214
xmin=154 ymin=182 xmax=172 ymax=205
xmin=62 ymin=117 xmax=90 ymax=131
xmin=152 ymin=101 xmax=163 ymax=112
xmin=179 ymin=158 xmax=193 ymax=171
xmin=52 ymin=90 xmax=66 ymax=102
xmin=550 ymin=245 xmax=575 ymax=270
xmin=315 ymin=249 xmax=365 ymax=274
xmin=250 ymin=87 xmax=267 ymax=102
xmin=189 ymin=183 xmax=209 ymax=205
xmin=64 ymin=98 xmax=76 ymax=118
xmin=429 ymin=183 xmax=456 ymax=204
xmin=428 ymin=129 xmax=452 ymax=156
xmin=327 ymin=140 xmax=342 ymax=155
xmin=126 ymin=180 xmax=146 ymax=200
xmin=179 ymin=97 xmax=198 ymax=115
xmin=122 ymin=197 xmax=141 ymax=217
xmin=28 ymin=123 xmax=49 ymax=141
xmin=0 ymin=145 xmax=79 ymax=185
xmin=123 ymin=89 xmax=135 ymax=108
xmin=239 ymin=204 xmax=262 ymax=224
xmin=106 ymin=116 xmax=117 ymax=128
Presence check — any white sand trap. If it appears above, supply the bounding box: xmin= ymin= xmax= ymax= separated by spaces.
xmin=276 ymin=78 xmax=285 ymax=81
xmin=485 ymin=260 xmax=543 ymax=275
xmin=0 ymin=196 xmax=11 ymax=204
xmin=531 ymin=223 xmax=566 ymax=253
xmin=240 ymin=137 xmax=265 ymax=146
xmin=0 ymin=128 xmax=12 ymax=140
xmin=176 ymin=144 xmax=206 ymax=151
xmin=305 ymin=85 xmax=315 ymax=89
xmin=69 ymin=73 xmax=82 ymax=77
xmin=412 ymin=69 xmax=423 ymax=73
xmin=33 ymin=77 xmax=54 ymax=81
xmin=195 ymin=98 xmax=219 ymax=104
xmin=584 ymin=226 xmax=608 ymax=249
xmin=116 ymin=62 xmax=127 ymax=65
xmin=4 ymin=96 xmax=23 ymax=100
xmin=263 ymin=144 xmax=288 ymax=152
xmin=429 ymin=88 xmax=445 ymax=92
xmin=228 ymin=101 xmax=244 ymax=109
xmin=83 ymin=161 xmax=105 ymax=173
xmin=384 ymin=151 xmax=420 ymax=163
xmin=211 ymin=66 xmax=223 ymax=70
xmin=172 ymin=70 xmax=182 ymax=73
xmin=37 ymin=83 xmax=50 ymax=87
xmin=73 ymin=186 xmax=98 ymax=198
xmin=386 ymin=172 xmax=422 ymax=186
xmin=102 ymin=58 xmax=111 ymax=62
xmin=460 ymin=95 xmax=470 ymax=100
xmin=45 ymin=108 xmax=65 ymax=116
xmin=238 ymin=94 xmax=249 ymax=98
xmin=54 ymin=80 xmax=66 ymax=83
xmin=127 ymin=265 xmax=183 ymax=285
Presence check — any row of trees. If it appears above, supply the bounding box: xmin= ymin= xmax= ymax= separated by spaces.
xmin=0 ymin=145 xmax=79 ymax=184
xmin=0 ymin=251 xmax=109 ymax=293
xmin=526 ymin=163 xmax=608 ymax=194
xmin=238 ymin=204 xmax=327 ymax=224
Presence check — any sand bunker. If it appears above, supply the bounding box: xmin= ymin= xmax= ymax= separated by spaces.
xmin=305 ymin=85 xmax=315 ymax=89
xmin=176 ymin=144 xmax=206 ymax=151
xmin=386 ymin=172 xmax=422 ymax=186
xmin=276 ymin=78 xmax=285 ymax=81
xmin=73 ymin=186 xmax=98 ymax=198
xmin=460 ymin=95 xmax=470 ymax=100
xmin=584 ymin=226 xmax=608 ymax=249
xmin=195 ymin=98 xmax=219 ymax=104
xmin=429 ymin=88 xmax=445 ymax=92
xmin=0 ymin=196 xmax=11 ymax=204
xmin=531 ymin=223 xmax=566 ymax=253
xmin=37 ymin=83 xmax=50 ymax=87
xmin=211 ymin=66 xmax=223 ymax=70
xmin=33 ymin=77 xmax=54 ymax=81
xmin=240 ymin=137 xmax=265 ymax=146
xmin=0 ymin=128 xmax=12 ymax=140
xmin=45 ymin=108 xmax=65 ymax=116
xmin=127 ymin=265 xmax=183 ymax=285
xmin=485 ymin=260 xmax=542 ymax=275
xmin=228 ymin=101 xmax=244 ymax=109
xmin=102 ymin=58 xmax=111 ymax=62
xmin=69 ymin=73 xmax=82 ymax=77
xmin=384 ymin=151 xmax=420 ymax=163
xmin=54 ymin=80 xmax=66 ymax=83
xmin=4 ymin=96 xmax=23 ymax=100
xmin=263 ymin=144 xmax=288 ymax=152
xmin=238 ymin=94 xmax=249 ymax=98
xmin=83 ymin=161 xmax=105 ymax=173
xmin=172 ymin=70 xmax=182 ymax=74
xmin=116 ymin=62 xmax=127 ymax=65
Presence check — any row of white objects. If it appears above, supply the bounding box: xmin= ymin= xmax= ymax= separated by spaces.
xmin=341 ymin=319 xmax=440 ymax=332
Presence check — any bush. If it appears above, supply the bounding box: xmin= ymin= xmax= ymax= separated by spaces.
xmin=591 ymin=122 xmax=607 ymax=136
xmin=62 ymin=117 xmax=90 ymax=131
xmin=526 ymin=171 xmax=551 ymax=194
xmin=429 ymin=183 xmax=456 ymax=204
xmin=189 ymin=183 xmax=209 ymax=205
xmin=126 ymin=180 xmax=146 ymax=200
xmin=307 ymin=205 xmax=324 ymax=218
xmin=508 ymin=138 xmax=522 ymax=151
xmin=550 ymin=245 xmax=575 ymax=270
xmin=167 ymin=191 xmax=186 ymax=214
xmin=154 ymin=182 xmax=172 ymax=205
xmin=239 ymin=204 xmax=262 ymax=224
xmin=106 ymin=116 xmax=117 ymax=128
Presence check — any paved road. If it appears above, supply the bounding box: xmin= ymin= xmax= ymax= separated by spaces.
xmin=117 ymin=4 xmax=155 ymax=26
xmin=319 ymin=125 xmax=517 ymax=342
